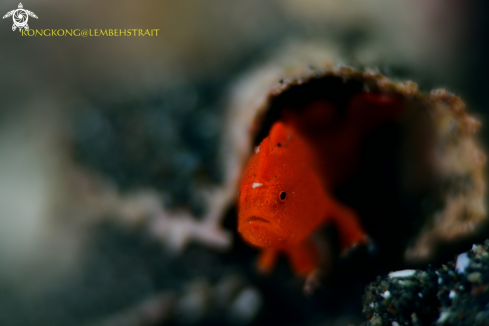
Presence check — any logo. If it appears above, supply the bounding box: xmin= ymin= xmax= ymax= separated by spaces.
xmin=3 ymin=3 xmax=37 ymax=32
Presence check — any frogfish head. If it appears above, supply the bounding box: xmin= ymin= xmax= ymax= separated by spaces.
xmin=237 ymin=122 xmax=327 ymax=249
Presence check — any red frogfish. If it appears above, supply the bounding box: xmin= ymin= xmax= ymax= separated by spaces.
xmin=237 ymin=93 xmax=403 ymax=276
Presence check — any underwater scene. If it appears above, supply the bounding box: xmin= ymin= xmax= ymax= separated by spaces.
xmin=1 ymin=1 xmax=489 ymax=325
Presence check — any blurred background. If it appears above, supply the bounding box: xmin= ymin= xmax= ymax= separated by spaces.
xmin=0 ymin=1 xmax=488 ymax=325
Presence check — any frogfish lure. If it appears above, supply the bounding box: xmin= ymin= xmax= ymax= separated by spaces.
xmin=237 ymin=92 xmax=403 ymax=276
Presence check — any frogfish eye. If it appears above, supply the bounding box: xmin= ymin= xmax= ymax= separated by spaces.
xmin=279 ymin=191 xmax=286 ymax=200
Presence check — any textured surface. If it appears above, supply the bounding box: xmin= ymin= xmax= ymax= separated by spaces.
xmin=363 ymin=239 xmax=489 ymax=326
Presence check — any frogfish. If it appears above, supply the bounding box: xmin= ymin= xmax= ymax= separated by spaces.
xmin=237 ymin=92 xmax=403 ymax=276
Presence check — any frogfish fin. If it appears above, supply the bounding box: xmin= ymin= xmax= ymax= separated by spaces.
xmin=285 ymin=238 xmax=319 ymax=276
xmin=257 ymin=248 xmax=278 ymax=275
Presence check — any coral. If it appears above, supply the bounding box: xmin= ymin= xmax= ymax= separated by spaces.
xmin=65 ymin=167 xmax=231 ymax=252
